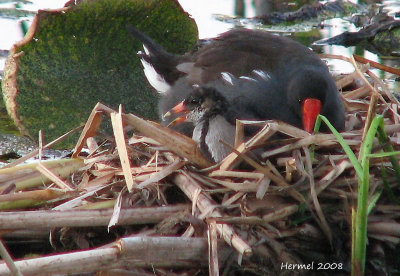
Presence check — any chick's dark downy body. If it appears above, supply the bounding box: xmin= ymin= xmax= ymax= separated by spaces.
xmin=180 ymin=86 xmax=235 ymax=162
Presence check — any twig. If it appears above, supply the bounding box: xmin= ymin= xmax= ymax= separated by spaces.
xmin=0 ymin=237 xmax=219 ymax=275
xmin=0 ymin=239 xmax=22 ymax=276
xmin=173 ymin=172 xmax=252 ymax=256
xmin=0 ymin=205 xmax=190 ymax=229
xmin=110 ymin=105 xmax=135 ymax=191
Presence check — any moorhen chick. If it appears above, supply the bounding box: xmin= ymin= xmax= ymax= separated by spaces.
xmin=166 ymin=71 xmax=291 ymax=162
xmin=128 ymin=27 xmax=345 ymax=160
xmin=168 ymin=85 xmax=235 ymax=162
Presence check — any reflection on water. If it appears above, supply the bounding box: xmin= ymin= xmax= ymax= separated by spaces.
xmin=0 ymin=1 xmax=399 ymax=92
xmin=192 ymin=0 xmax=400 ymax=93
xmin=235 ymin=0 xmax=316 ymax=17
xmin=180 ymin=0 xmax=400 ymax=93
xmin=1 ymin=1 xmax=399 ymax=67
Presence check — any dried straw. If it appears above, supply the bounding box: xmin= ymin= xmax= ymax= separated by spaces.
xmin=0 ymin=54 xmax=400 ymax=275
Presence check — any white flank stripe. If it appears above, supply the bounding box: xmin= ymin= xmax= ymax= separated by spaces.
xmin=221 ymin=72 xmax=234 ymax=85
xmin=239 ymin=76 xmax=257 ymax=82
xmin=253 ymin=69 xmax=271 ymax=80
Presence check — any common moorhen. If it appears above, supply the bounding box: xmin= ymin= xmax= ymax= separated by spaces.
xmin=128 ymin=27 xmax=345 ymax=160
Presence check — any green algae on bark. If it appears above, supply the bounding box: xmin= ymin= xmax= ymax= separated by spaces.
xmin=2 ymin=0 xmax=198 ymax=148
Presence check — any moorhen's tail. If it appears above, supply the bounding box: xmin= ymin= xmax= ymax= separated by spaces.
xmin=127 ymin=25 xmax=185 ymax=92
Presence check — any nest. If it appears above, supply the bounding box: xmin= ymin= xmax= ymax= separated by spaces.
xmin=0 ymin=54 xmax=400 ymax=275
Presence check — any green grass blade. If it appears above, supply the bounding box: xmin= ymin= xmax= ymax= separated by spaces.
xmin=376 ymin=122 xmax=400 ymax=182
xmin=367 ymin=151 xmax=400 ymax=158
xmin=314 ymin=114 xmax=322 ymax=133
xmin=318 ymin=115 xmax=363 ymax=178
xmin=319 ymin=114 xmax=387 ymax=275
xmin=354 ymin=115 xmax=383 ymax=275
xmin=367 ymin=190 xmax=382 ymax=215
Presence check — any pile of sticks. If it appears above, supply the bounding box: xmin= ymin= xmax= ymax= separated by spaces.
xmin=0 ymin=54 xmax=399 ymax=275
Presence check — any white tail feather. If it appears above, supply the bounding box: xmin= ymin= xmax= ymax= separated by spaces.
xmin=140 ymin=44 xmax=170 ymax=93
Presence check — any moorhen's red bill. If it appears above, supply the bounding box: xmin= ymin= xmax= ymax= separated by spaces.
xmin=128 ymin=26 xmax=345 ymax=160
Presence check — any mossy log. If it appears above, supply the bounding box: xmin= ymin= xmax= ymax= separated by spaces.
xmin=1 ymin=0 xmax=198 ymax=148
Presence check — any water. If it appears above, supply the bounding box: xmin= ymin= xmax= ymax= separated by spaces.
xmin=1 ymin=0 xmax=399 ymax=70
xmin=1 ymin=1 xmax=399 ymax=71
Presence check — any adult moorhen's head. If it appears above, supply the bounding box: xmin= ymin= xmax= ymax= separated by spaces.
xmin=284 ymin=68 xmax=345 ymax=133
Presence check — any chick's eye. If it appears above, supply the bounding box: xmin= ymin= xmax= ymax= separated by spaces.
xmin=190 ymin=98 xmax=200 ymax=105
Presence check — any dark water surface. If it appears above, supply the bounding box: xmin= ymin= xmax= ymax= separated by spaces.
xmin=179 ymin=0 xmax=400 ymax=92
xmin=1 ymin=0 xmax=399 ymax=78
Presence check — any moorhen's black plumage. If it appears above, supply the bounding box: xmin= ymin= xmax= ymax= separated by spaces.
xmin=128 ymin=26 xmax=345 ymax=161
xmin=166 ymin=71 xmax=310 ymax=162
